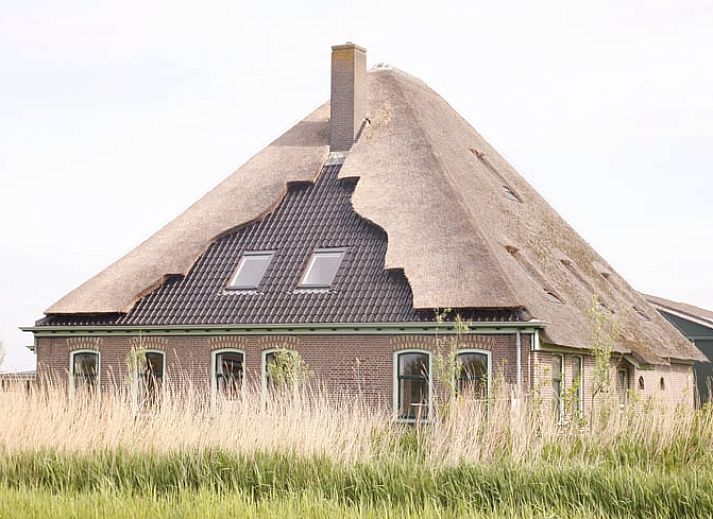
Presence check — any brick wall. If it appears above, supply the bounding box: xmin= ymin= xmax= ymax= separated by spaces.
xmin=35 ymin=333 xmax=694 ymax=411
xmin=36 ymin=333 xmax=520 ymax=408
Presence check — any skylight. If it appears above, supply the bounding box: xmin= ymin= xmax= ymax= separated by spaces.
xmin=299 ymin=248 xmax=345 ymax=288
xmin=228 ymin=252 xmax=274 ymax=290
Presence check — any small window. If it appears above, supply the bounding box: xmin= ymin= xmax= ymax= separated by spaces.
xmin=616 ymin=368 xmax=629 ymax=409
xmin=395 ymin=351 xmax=431 ymax=421
xmin=213 ymin=350 xmax=244 ymax=399
xmin=573 ymin=356 xmax=584 ymax=415
xmin=70 ymin=350 xmax=99 ymax=394
xmin=545 ymin=290 xmax=564 ymax=305
xmin=137 ymin=351 xmax=165 ymax=405
xmin=552 ymin=354 xmax=564 ymax=422
xmin=502 ymin=186 xmax=523 ymax=203
xmin=228 ymin=252 xmax=274 ymax=290
xmin=263 ymin=350 xmax=278 ymax=394
xmin=639 ymin=376 xmax=645 ymax=390
xmin=457 ymin=350 xmax=490 ymax=398
xmin=298 ymin=248 xmax=345 ymax=288
xmin=660 ymin=377 xmax=666 ymax=391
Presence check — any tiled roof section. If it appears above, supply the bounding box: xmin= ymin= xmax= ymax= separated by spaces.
xmin=41 ymin=164 xmax=527 ymax=327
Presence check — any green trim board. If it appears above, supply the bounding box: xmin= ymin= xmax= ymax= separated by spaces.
xmin=21 ymin=321 xmax=545 ymax=338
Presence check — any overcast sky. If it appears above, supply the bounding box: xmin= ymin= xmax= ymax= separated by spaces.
xmin=1 ymin=0 xmax=712 ymax=371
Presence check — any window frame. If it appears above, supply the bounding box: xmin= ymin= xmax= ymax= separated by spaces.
xmin=297 ymin=248 xmax=346 ymax=289
xmin=455 ymin=349 xmax=492 ymax=399
xmin=552 ymin=353 xmax=565 ymax=423
xmin=227 ymin=251 xmax=275 ymax=290
xmin=135 ymin=349 xmax=166 ymax=404
xmin=572 ymin=355 xmax=584 ymax=416
xmin=69 ymin=349 xmax=101 ymax=395
xmin=261 ymin=348 xmax=279 ymax=396
xmin=211 ymin=348 xmax=246 ymax=401
xmin=393 ymin=349 xmax=432 ymax=422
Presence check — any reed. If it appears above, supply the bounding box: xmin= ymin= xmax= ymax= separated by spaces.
xmin=1 ymin=381 xmax=711 ymax=517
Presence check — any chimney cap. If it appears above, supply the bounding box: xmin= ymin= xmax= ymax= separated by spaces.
xmin=331 ymin=42 xmax=366 ymax=52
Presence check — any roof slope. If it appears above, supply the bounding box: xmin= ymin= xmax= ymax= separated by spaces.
xmin=339 ymin=68 xmax=704 ymax=363
xmin=645 ymin=294 xmax=713 ymax=330
xmin=43 ymin=67 xmax=703 ymax=363
xmin=47 ymin=103 xmax=331 ymax=314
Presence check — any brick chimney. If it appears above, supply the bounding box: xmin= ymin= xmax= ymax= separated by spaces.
xmin=330 ymin=42 xmax=367 ymax=152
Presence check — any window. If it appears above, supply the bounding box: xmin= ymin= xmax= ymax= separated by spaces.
xmin=457 ymin=350 xmax=491 ymax=398
xmin=298 ymin=248 xmax=345 ymax=288
xmin=573 ymin=356 xmax=584 ymax=416
xmin=660 ymin=377 xmax=666 ymax=391
xmin=70 ymin=350 xmax=99 ymax=394
xmin=507 ymin=247 xmax=564 ymax=305
xmin=616 ymin=368 xmax=629 ymax=409
xmin=395 ymin=351 xmax=431 ymax=421
xmin=639 ymin=376 xmax=645 ymax=390
xmin=137 ymin=351 xmax=165 ymax=405
xmin=262 ymin=349 xmax=278 ymax=394
xmin=228 ymin=251 xmax=274 ymax=290
xmin=213 ymin=349 xmax=244 ymax=399
xmin=552 ymin=354 xmax=564 ymax=422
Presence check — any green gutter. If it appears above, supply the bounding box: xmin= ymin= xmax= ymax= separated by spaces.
xmin=21 ymin=320 xmax=545 ymax=338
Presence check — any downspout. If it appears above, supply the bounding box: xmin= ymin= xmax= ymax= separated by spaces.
xmin=515 ymin=331 xmax=522 ymax=392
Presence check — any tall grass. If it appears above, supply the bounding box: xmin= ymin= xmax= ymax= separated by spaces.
xmin=1 ymin=381 xmax=712 ymax=517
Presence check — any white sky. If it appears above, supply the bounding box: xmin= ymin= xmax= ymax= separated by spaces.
xmin=1 ymin=0 xmax=712 ymax=371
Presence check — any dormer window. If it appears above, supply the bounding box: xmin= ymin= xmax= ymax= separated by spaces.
xmin=298 ymin=248 xmax=345 ymax=288
xmin=228 ymin=251 xmax=274 ymax=290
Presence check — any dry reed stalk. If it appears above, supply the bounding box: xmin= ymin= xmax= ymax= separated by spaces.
xmin=0 ymin=379 xmax=709 ymax=468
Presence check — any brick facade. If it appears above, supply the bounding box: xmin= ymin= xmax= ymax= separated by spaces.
xmin=36 ymin=332 xmax=694 ymax=411
xmin=36 ymin=333 xmax=527 ymax=406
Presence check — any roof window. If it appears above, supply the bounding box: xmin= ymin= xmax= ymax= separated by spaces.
xmin=228 ymin=251 xmax=274 ymax=290
xmin=507 ymin=246 xmax=564 ymax=305
xmin=299 ymin=248 xmax=345 ymax=288
xmin=502 ymin=186 xmax=522 ymax=203
xmin=470 ymin=148 xmax=523 ymax=203
xmin=560 ymin=259 xmax=596 ymax=294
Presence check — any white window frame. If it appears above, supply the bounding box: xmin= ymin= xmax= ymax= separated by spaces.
xmin=211 ymin=348 xmax=246 ymax=401
xmin=393 ymin=349 xmax=433 ymax=422
xmin=228 ymin=251 xmax=275 ymax=290
xmin=135 ymin=349 xmax=166 ymax=401
xmin=553 ymin=353 xmax=565 ymax=423
xmin=298 ymin=248 xmax=346 ymax=289
xmin=456 ymin=348 xmax=493 ymax=398
xmin=261 ymin=348 xmax=280 ymax=396
xmin=69 ymin=349 xmax=101 ymax=395
xmin=573 ymin=355 xmax=585 ymax=416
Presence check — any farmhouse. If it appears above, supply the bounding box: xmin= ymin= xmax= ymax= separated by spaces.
xmin=24 ymin=43 xmax=705 ymax=417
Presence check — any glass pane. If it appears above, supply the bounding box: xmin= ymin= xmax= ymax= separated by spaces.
xmin=399 ymin=378 xmax=429 ymax=420
xmin=73 ymin=352 xmax=98 ymax=390
xmin=458 ymin=352 xmax=488 ymax=398
xmin=299 ymin=250 xmax=344 ymax=288
xmin=264 ymin=352 xmax=277 ymax=390
xmin=230 ymin=253 xmax=273 ymax=289
xmin=139 ymin=352 xmax=164 ymax=405
xmin=399 ymin=353 xmax=429 ymax=378
xmin=617 ymin=369 xmax=628 ymax=407
xmin=216 ymin=351 xmax=243 ymax=398
xmin=145 ymin=352 xmax=164 ymax=380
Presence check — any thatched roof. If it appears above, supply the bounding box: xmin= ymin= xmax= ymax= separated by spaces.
xmin=45 ymin=67 xmax=704 ymax=364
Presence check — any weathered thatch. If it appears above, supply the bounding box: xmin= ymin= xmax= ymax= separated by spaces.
xmin=47 ymin=103 xmax=330 ymax=314
xmin=45 ymin=68 xmax=704 ymax=363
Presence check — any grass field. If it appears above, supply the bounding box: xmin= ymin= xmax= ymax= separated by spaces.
xmin=1 ymin=383 xmax=711 ymax=518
